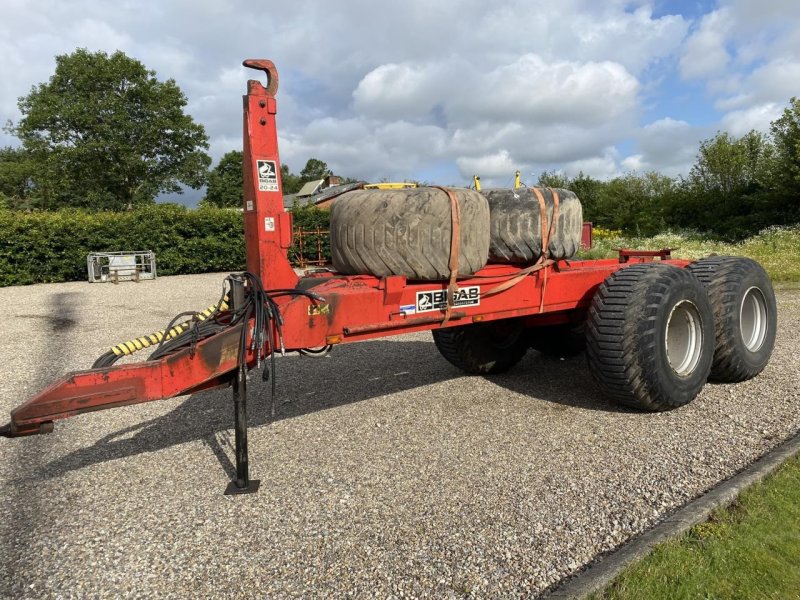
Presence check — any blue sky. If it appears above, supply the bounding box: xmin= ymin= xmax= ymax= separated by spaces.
xmin=1 ymin=0 xmax=798 ymax=204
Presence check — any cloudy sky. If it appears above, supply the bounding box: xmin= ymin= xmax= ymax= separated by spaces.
xmin=2 ymin=0 xmax=799 ymax=200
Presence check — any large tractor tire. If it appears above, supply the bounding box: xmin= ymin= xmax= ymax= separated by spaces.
xmin=482 ymin=187 xmax=583 ymax=264
xmin=585 ymin=263 xmax=715 ymax=411
xmin=330 ymin=188 xmax=490 ymax=280
xmin=432 ymin=319 xmax=529 ymax=374
xmin=686 ymin=257 xmax=777 ymax=383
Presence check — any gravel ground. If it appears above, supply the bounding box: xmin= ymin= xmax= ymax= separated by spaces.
xmin=1 ymin=273 xmax=798 ymax=599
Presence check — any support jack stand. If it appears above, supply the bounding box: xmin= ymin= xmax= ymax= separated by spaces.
xmin=224 ymin=364 xmax=260 ymax=495
xmin=224 ymin=276 xmax=261 ymax=496
xmin=224 ymin=479 xmax=260 ymax=495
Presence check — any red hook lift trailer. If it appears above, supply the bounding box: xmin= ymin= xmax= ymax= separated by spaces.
xmin=1 ymin=60 xmax=777 ymax=495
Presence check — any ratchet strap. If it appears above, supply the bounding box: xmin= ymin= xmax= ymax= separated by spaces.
xmin=483 ymin=188 xmax=560 ymax=312
xmin=431 ymin=186 xmax=461 ymax=325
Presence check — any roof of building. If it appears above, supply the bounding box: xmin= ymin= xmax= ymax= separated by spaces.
xmin=296 ymin=179 xmax=325 ymax=197
xmin=283 ymin=181 xmax=367 ymax=210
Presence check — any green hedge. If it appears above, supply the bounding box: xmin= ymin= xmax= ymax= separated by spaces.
xmin=0 ymin=204 xmax=333 ymax=286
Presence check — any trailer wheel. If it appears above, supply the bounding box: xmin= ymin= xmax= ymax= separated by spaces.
xmin=432 ymin=319 xmax=528 ymax=374
xmin=585 ymin=263 xmax=714 ymax=411
xmin=686 ymin=257 xmax=777 ymax=382
xmin=528 ymin=323 xmax=585 ymax=358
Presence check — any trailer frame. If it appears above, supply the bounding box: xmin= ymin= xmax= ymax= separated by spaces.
xmin=2 ymin=60 xmax=700 ymax=493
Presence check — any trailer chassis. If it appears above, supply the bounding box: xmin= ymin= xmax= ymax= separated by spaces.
xmin=1 ymin=60 xmax=722 ymax=493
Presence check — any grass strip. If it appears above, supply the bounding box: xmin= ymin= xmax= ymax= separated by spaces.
xmin=591 ymin=455 xmax=800 ymax=599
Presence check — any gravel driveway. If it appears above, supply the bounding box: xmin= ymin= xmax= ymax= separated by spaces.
xmin=1 ymin=273 xmax=798 ymax=598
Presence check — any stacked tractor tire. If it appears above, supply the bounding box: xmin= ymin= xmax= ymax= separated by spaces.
xmin=328 ymin=186 xmax=777 ymax=413
xmin=330 ymin=186 xmax=582 ymax=279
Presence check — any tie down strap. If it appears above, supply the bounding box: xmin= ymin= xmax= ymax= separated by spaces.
xmin=483 ymin=188 xmax=560 ymax=312
xmin=431 ymin=186 xmax=462 ymax=325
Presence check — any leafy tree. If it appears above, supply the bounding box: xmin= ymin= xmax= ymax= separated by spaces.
xmin=770 ymin=97 xmax=800 ymax=220
xmin=536 ymin=170 xmax=570 ymax=188
xmin=535 ymin=170 xmax=604 ymax=224
xmin=299 ymin=158 xmax=329 ymax=183
xmin=689 ymin=131 xmax=771 ymax=196
xmin=0 ymin=147 xmax=36 ymax=209
xmin=202 ymin=150 xmax=243 ymax=208
xmin=6 ymin=48 xmax=211 ymax=210
xmin=281 ymin=163 xmax=302 ymax=194
xmin=595 ymin=172 xmax=676 ymax=235
xmin=566 ymin=171 xmax=603 ymax=224
xmin=669 ymin=130 xmax=776 ymax=239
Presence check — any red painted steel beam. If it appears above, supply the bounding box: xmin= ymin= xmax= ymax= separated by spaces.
xmin=241 ymin=59 xmax=297 ymax=291
xmin=279 ymin=258 xmax=691 ymax=347
xmin=4 ymin=326 xmax=244 ymax=437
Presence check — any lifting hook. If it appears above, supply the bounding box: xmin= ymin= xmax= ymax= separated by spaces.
xmin=242 ymin=59 xmax=279 ymax=96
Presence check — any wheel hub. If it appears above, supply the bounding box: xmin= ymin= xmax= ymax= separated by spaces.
xmin=665 ymin=300 xmax=703 ymax=377
xmin=740 ymin=286 xmax=768 ymax=352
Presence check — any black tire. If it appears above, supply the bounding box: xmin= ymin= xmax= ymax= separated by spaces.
xmin=686 ymin=257 xmax=777 ymax=383
xmin=330 ymin=187 xmax=490 ymax=280
xmin=585 ymin=263 xmax=715 ymax=411
xmin=432 ymin=319 xmax=529 ymax=374
xmin=482 ymin=187 xmax=583 ymax=264
xmin=528 ymin=323 xmax=585 ymax=358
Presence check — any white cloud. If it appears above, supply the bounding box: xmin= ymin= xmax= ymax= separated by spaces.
xmin=679 ymin=8 xmax=733 ymax=80
xmin=561 ymin=148 xmax=621 ymax=180
xmin=354 ymin=55 xmax=638 ymax=126
xmin=678 ymin=1 xmax=800 ymax=142
xmin=456 ymin=150 xmax=517 ymax=179
xmin=720 ymin=103 xmax=783 ymax=137
xmin=0 ymin=0 xmax=690 ymax=186
xmin=623 ymin=118 xmax=709 ymax=177
xmin=353 ymin=62 xmax=450 ymax=121
xmin=716 ymin=60 xmax=800 ymax=112
xmin=727 ymin=0 xmax=800 ymax=28
xmin=448 ymin=56 xmax=639 ymax=127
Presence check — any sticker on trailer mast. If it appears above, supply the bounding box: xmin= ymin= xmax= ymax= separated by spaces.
xmin=256 ymin=159 xmax=279 ymax=192
xmin=415 ymin=286 xmax=480 ymax=313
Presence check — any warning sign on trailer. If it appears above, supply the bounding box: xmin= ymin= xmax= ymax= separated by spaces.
xmin=256 ymin=160 xmax=279 ymax=192
xmin=416 ymin=286 xmax=480 ymax=313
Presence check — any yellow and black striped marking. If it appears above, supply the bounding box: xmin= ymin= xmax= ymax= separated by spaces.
xmin=110 ymin=299 xmax=228 ymax=357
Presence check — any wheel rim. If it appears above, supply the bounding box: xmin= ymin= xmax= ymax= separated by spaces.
xmin=665 ymin=300 xmax=703 ymax=377
xmin=740 ymin=286 xmax=768 ymax=352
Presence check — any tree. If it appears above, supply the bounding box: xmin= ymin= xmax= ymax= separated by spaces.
xmin=595 ymin=172 xmax=676 ymax=235
xmin=299 ymin=158 xmax=329 ymax=183
xmin=689 ymin=131 xmax=771 ymax=196
xmin=7 ymin=48 xmax=210 ymax=210
xmin=770 ymin=97 xmax=800 ymax=220
xmin=669 ymin=130 xmax=776 ymax=239
xmin=202 ymin=150 xmax=243 ymax=208
xmin=0 ymin=147 xmax=36 ymax=209
xmin=565 ymin=172 xmax=603 ymax=224
xmin=281 ymin=164 xmax=302 ymax=194
xmin=536 ymin=170 xmax=570 ymax=188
